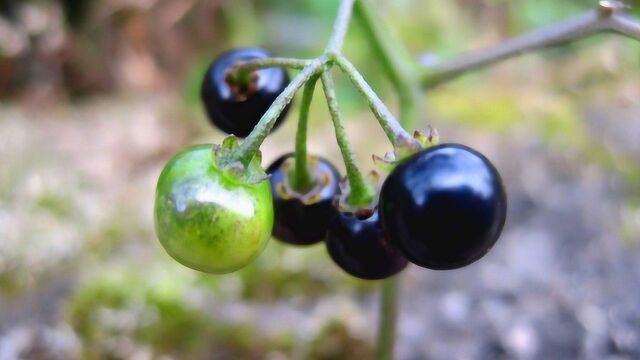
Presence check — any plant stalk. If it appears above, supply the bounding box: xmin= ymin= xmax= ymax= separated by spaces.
xmin=420 ymin=6 xmax=640 ymax=88
xmin=333 ymin=54 xmax=419 ymax=149
xmin=375 ymin=277 xmax=399 ymax=360
xmin=354 ymin=0 xmax=422 ymax=129
xmin=327 ymin=0 xmax=357 ymax=53
xmin=320 ymin=68 xmax=376 ymax=208
xmin=228 ymin=58 xmax=326 ymax=166
xmin=231 ymin=57 xmax=313 ymax=73
xmin=289 ymin=76 xmax=319 ymax=192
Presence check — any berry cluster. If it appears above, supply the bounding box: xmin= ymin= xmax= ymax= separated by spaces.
xmin=154 ymin=48 xmax=507 ymax=280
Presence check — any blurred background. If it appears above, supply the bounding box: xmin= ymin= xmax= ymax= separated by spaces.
xmin=1 ymin=0 xmax=640 ymax=359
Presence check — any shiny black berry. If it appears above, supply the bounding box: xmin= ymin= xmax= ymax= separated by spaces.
xmin=326 ymin=211 xmax=408 ymax=280
xmin=267 ymin=154 xmax=340 ymax=245
xmin=379 ymin=144 xmax=507 ymax=270
xmin=201 ymin=48 xmax=291 ymax=137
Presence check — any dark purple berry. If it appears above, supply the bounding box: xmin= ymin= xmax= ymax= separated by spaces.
xmin=201 ymin=48 xmax=291 ymax=137
xmin=267 ymin=154 xmax=340 ymax=245
xmin=326 ymin=210 xmax=408 ymax=280
xmin=379 ymin=144 xmax=507 ymax=270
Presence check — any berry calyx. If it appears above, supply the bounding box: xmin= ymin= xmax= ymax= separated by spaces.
xmin=379 ymin=144 xmax=507 ymax=270
xmin=267 ymin=153 xmax=341 ymax=245
xmin=154 ymin=144 xmax=274 ymax=273
xmin=373 ymin=126 xmax=440 ymax=173
xmin=201 ymin=48 xmax=292 ymax=137
xmin=326 ymin=210 xmax=408 ymax=280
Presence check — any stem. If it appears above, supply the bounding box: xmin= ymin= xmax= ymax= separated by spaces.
xmin=354 ymin=0 xmax=422 ymax=129
xmin=333 ymin=54 xmax=418 ymax=148
xmin=231 ymin=57 xmax=313 ymax=73
xmin=610 ymin=13 xmax=640 ymax=39
xmin=289 ymin=76 xmax=319 ymax=192
xmin=228 ymin=58 xmax=326 ymax=166
xmin=320 ymin=68 xmax=376 ymax=208
xmin=351 ymin=7 xmax=406 ymax=358
xmin=421 ymin=6 xmax=640 ymax=88
xmin=375 ymin=277 xmax=399 ymax=360
xmin=326 ymin=0 xmax=356 ymax=53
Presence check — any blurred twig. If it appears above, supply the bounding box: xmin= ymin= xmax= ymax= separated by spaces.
xmin=375 ymin=277 xmax=399 ymax=360
xmin=354 ymin=0 xmax=422 ymax=130
xmin=421 ymin=1 xmax=640 ymax=87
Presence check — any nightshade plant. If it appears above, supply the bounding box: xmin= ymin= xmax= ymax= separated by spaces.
xmin=154 ymin=1 xmax=640 ymax=358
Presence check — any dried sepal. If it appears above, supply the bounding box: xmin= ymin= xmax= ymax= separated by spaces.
xmin=333 ymin=171 xmax=380 ymax=217
xmin=414 ymin=126 xmax=439 ymax=148
xmin=224 ymin=65 xmax=260 ymax=102
xmin=373 ymin=126 xmax=441 ymax=172
xmin=372 ymin=152 xmax=397 ymax=173
xmin=273 ymin=155 xmax=330 ymax=205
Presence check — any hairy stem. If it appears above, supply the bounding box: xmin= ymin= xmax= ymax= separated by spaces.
xmin=333 ymin=54 xmax=418 ymax=148
xmin=290 ymin=76 xmax=319 ymax=192
xmin=354 ymin=0 xmax=422 ymax=129
xmin=375 ymin=277 xmax=399 ymax=360
xmin=320 ymin=68 xmax=376 ymax=208
xmin=327 ymin=0 xmax=356 ymax=53
xmin=231 ymin=57 xmax=313 ymax=73
xmin=421 ymin=6 xmax=640 ymax=88
xmin=229 ymin=58 xmax=326 ymax=166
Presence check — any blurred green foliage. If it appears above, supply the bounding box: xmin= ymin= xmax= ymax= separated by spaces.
xmin=67 ymin=257 xmax=374 ymax=359
xmin=34 ymin=192 xmax=75 ymax=219
xmin=307 ymin=320 xmax=373 ymax=360
xmin=429 ymin=86 xmax=523 ymax=133
xmin=68 ymin=267 xmax=273 ymax=358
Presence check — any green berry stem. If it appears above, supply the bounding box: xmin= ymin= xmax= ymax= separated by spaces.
xmin=227 ymin=58 xmax=313 ymax=88
xmin=326 ymin=0 xmax=356 ymax=53
xmin=231 ymin=57 xmax=313 ymax=73
xmin=375 ymin=277 xmax=399 ymax=360
xmin=354 ymin=0 xmax=422 ymax=129
xmin=227 ymin=58 xmax=326 ymax=167
xmin=333 ymin=54 xmax=419 ymax=149
xmin=289 ymin=75 xmax=319 ymax=192
xmin=320 ymin=68 xmax=376 ymax=208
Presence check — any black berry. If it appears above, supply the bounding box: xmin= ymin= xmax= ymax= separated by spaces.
xmin=201 ymin=48 xmax=291 ymax=137
xmin=267 ymin=154 xmax=340 ymax=245
xmin=326 ymin=210 xmax=408 ymax=280
xmin=379 ymin=144 xmax=507 ymax=270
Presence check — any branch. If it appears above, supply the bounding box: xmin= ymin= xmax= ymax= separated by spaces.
xmin=354 ymin=0 xmax=422 ymax=129
xmin=375 ymin=277 xmax=399 ymax=360
xmin=421 ymin=2 xmax=640 ymax=88
xmin=326 ymin=0 xmax=356 ymax=52
xmin=333 ymin=54 xmax=419 ymax=149
xmin=290 ymin=75 xmax=319 ymax=192
xmin=320 ymin=67 xmax=376 ymax=208
xmin=610 ymin=13 xmax=640 ymax=38
xmin=231 ymin=58 xmax=313 ymax=72
xmin=229 ymin=58 xmax=326 ymax=166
